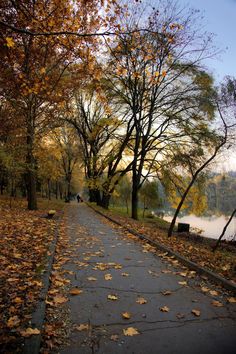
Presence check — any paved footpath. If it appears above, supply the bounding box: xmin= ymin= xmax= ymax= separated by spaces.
xmin=54 ymin=203 xmax=236 ymax=354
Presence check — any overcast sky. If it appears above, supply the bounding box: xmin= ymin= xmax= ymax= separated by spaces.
xmin=178 ymin=0 xmax=236 ymax=83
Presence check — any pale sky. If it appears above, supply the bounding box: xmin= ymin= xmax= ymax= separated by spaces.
xmin=179 ymin=0 xmax=236 ymax=83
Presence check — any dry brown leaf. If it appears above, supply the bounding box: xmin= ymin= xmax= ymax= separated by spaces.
xmin=110 ymin=334 xmax=119 ymax=341
xmin=123 ymin=327 xmax=139 ymax=336
xmin=87 ymin=277 xmax=97 ymax=281
xmin=136 ymin=297 xmax=147 ymax=304
xmin=191 ymin=309 xmax=201 ymax=316
xmin=160 ymin=306 xmax=169 ymax=312
xmin=227 ymin=297 xmax=236 ymax=303
xmin=162 ymin=290 xmax=172 ymax=296
xmin=75 ymin=324 xmax=90 ymax=331
xmin=209 ymin=290 xmax=218 ymax=296
xmin=176 ymin=313 xmax=185 ymax=319
xmin=20 ymin=327 xmax=40 ymax=337
xmin=178 ymin=281 xmax=187 ymax=286
xmin=7 ymin=315 xmax=20 ymax=328
xmin=54 ymin=295 xmax=68 ymax=304
xmin=211 ymin=300 xmax=223 ymax=307
xmin=122 ymin=311 xmax=131 ymax=319
xmin=201 ymin=287 xmax=209 ymax=293
xmin=121 ymin=272 xmax=129 ymax=277
xmin=104 ymin=274 xmax=112 ymax=280
xmin=69 ymin=288 xmax=83 ymax=295
xmin=107 ymin=294 xmax=118 ymax=300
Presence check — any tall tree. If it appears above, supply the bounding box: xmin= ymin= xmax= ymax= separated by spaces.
xmin=106 ymin=1 xmax=217 ymax=219
xmin=0 ymin=0 xmax=120 ymax=209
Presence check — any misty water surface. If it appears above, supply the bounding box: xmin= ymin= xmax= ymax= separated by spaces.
xmin=164 ymin=214 xmax=236 ymax=240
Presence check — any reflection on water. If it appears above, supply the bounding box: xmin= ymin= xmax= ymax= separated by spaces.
xmin=164 ymin=214 xmax=236 ymax=240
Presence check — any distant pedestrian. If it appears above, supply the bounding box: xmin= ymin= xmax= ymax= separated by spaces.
xmin=77 ymin=194 xmax=81 ymax=203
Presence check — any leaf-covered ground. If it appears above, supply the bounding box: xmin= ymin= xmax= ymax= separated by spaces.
xmin=0 ymin=197 xmax=64 ymax=352
xmin=91 ymin=205 xmax=236 ymax=284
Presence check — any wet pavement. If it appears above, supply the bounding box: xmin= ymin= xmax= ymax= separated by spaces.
xmin=57 ymin=203 xmax=236 ymax=354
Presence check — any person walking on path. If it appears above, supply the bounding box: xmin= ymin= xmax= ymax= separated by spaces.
xmin=42 ymin=203 xmax=236 ymax=354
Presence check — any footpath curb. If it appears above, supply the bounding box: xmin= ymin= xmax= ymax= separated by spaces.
xmin=89 ymin=205 xmax=236 ymax=294
xmin=22 ymin=215 xmax=61 ymax=354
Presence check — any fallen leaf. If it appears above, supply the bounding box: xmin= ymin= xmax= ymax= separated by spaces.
xmin=201 ymin=287 xmax=209 ymax=293
xmin=178 ymin=281 xmax=187 ymax=286
xmin=107 ymin=294 xmax=118 ymax=300
xmin=160 ymin=306 xmax=169 ymax=312
xmin=110 ymin=334 xmax=119 ymax=341
xmin=87 ymin=277 xmax=97 ymax=281
xmin=75 ymin=324 xmax=90 ymax=331
xmin=7 ymin=316 xmax=20 ymax=328
xmin=104 ymin=274 xmax=112 ymax=280
xmin=121 ymin=273 xmax=129 ymax=277
xmin=20 ymin=327 xmax=40 ymax=337
xmin=191 ymin=309 xmax=201 ymax=316
xmin=176 ymin=313 xmax=185 ymax=319
xmin=122 ymin=312 xmax=131 ymax=319
xmin=54 ymin=295 xmax=68 ymax=304
xmin=211 ymin=300 xmax=223 ymax=307
xmin=179 ymin=272 xmax=187 ymax=277
xmin=69 ymin=288 xmax=83 ymax=295
xmin=162 ymin=290 xmax=172 ymax=296
xmin=136 ymin=297 xmax=147 ymax=304
xmin=161 ymin=269 xmax=171 ymax=274
xmin=123 ymin=327 xmax=139 ymax=336
xmin=227 ymin=297 xmax=236 ymax=303
xmin=209 ymin=290 xmax=218 ymax=296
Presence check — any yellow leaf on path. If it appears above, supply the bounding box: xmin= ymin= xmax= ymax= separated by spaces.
xmin=201 ymin=287 xmax=209 ymax=293
xmin=227 ymin=297 xmax=236 ymax=303
xmin=179 ymin=272 xmax=187 ymax=277
xmin=178 ymin=281 xmax=187 ymax=286
xmin=162 ymin=291 xmax=172 ymax=296
xmin=211 ymin=300 xmax=223 ymax=307
xmin=87 ymin=277 xmax=97 ymax=281
xmin=191 ymin=309 xmax=201 ymax=316
xmin=54 ymin=295 xmax=68 ymax=304
xmin=121 ymin=272 xmax=129 ymax=277
xmin=161 ymin=269 xmax=171 ymax=274
xmin=75 ymin=324 xmax=89 ymax=331
xmin=107 ymin=294 xmax=118 ymax=300
xmin=105 ymin=274 xmax=112 ymax=280
xmin=7 ymin=316 xmax=20 ymax=328
xmin=110 ymin=334 xmax=119 ymax=341
xmin=69 ymin=288 xmax=83 ymax=295
xmin=122 ymin=312 xmax=131 ymax=319
xmin=136 ymin=297 xmax=147 ymax=304
xmin=209 ymin=290 xmax=218 ymax=296
xmin=123 ymin=327 xmax=139 ymax=336
xmin=20 ymin=328 xmax=40 ymax=337
xmin=160 ymin=306 xmax=170 ymax=312
xmin=6 ymin=37 xmax=15 ymax=47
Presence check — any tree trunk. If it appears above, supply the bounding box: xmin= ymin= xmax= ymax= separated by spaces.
xmin=213 ymin=208 xmax=236 ymax=251
xmin=100 ymin=192 xmax=111 ymax=209
xmin=89 ymin=188 xmax=101 ymax=204
xmin=26 ymin=128 xmax=37 ymax=210
xmin=131 ymin=184 xmax=138 ymax=219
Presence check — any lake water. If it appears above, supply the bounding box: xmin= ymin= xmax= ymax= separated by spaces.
xmin=164 ymin=214 xmax=236 ymax=240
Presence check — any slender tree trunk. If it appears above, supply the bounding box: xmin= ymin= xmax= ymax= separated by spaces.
xmin=131 ymin=163 xmax=139 ymax=219
xmin=26 ymin=119 xmax=37 ymax=210
xmin=100 ymin=192 xmax=111 ymax=209
xmin=213 ymin=208 xmax=236 ymax=251
xmin=131 ymin=183 xmax=139 ymax=219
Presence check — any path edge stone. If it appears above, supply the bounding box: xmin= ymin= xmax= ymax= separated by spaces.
xmin=22 ymin=213 xmax=62 ymax=354
xmin=88 ymin=204 xmax=236 ymax=294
